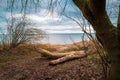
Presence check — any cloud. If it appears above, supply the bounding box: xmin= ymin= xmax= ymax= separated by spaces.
xmin=0 ymin=0 xmax=96 ymax=34
xmin=12 ymin=11 xmax=95 ymax=34
xmin=0 ymin=0 xmax=119 ymax=35
xmin=0 ymin=10 xmax=95 ymax=34
xmin=27 ymin=14 xmax=59 ymax=23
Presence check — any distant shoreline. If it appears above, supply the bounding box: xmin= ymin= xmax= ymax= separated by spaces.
xmin=46 ymin=33 xmax=95 ymax=35
xmin=41 ymin=33 xmax=95 ymax=44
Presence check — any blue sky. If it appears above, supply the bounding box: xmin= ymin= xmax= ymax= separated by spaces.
xmin=0 ymin=0 xmax=119 ymax=34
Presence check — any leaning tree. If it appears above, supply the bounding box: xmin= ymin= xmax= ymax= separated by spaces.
xmin=73 ymin=0 xmax=120 ymax=80
xmin=0 ymin=0 xmax=120 ymax=80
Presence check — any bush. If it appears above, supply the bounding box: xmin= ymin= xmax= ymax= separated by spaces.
xmin=0 ymin=17 xmax=47 ymax=50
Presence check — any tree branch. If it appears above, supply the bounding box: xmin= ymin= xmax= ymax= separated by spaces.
xmin=73 ymin=0 xmax=116 ymax=52
xmin=90 ymin=0 xmax=106 ymax=15
xmin=117 ymin=5 xmax=120 ymax=30
xmin=73 ymin=0 xmax=113 ymax=31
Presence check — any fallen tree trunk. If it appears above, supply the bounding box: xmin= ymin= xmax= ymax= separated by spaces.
xmin=35 ymin=47 xmax=96 ymax=65
xmin=49 ymin=51 xmax=87 ymax=65
xmin=35 ymin=48 xmax=82 ymax=59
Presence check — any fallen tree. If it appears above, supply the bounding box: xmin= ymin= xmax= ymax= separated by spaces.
xmin=49 ymin=51 xmax=87 ymax=65
xmin=35 ymin=48 xmax=80 ymax=59
xmin=35 ymin=46 xmax=96 ymax=65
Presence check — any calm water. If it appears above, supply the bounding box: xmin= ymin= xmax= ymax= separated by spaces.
xmin=41 ymin=33 xmax=95 ymax=44
xmin=0 ymin=33 xmax=95 ymax=44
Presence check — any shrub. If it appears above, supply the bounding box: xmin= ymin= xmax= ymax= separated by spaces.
xmin=0 ymin=17 xmax=47 ymax=50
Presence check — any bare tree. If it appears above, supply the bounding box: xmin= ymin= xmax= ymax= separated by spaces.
xmin=0 ymin=16 xmax=46 ymax=50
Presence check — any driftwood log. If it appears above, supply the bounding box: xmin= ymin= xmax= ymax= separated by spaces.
xmin=35 ymin=48 xmax=95 ymax=65
xmin=49 ymin=51 xmax=87 ymax=65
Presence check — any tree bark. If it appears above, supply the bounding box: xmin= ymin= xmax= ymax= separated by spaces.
xmin=49 ymin=51 xmax=87 ymax=65
xmin=73 ymin=0 xmax=120 ymax=80
xmin=109 ymin=6 xmax=120 ymax=80
xmin=35 ymin=48 xmax=76 ymax=59
xmin=35 ymin=47 xmax=96 ymax=65
xmin=117 ymin=6 xmax=120 ymax=29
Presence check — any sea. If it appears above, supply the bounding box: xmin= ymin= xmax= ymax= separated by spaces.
xmin=0 ymin=33 xmax=95 ymax=45
xmin=40 ymin=33 xmax=95 ymax=44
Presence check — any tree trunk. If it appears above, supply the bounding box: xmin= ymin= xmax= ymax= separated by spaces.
xmin=35 ymin=47 xmax=96 ymax=65
xmin=35 ymin=48 xmax=75 ymax=59
xmin=73 ymin=0 xmax=120 ymax=79
xmin=35 ymin=48 xmax=87 ymax=59
xmin=108 ymin=48 xmax=120 ymax=80
xmin=49 ymin=51 xmax=87 ymax=65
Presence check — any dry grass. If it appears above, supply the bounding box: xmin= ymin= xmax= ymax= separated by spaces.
xmin=0 ymin=44 xmax=40 ymax=67
xmin=0 ymin=41 xmax=105 ymax=80
xmin=0 ymin=43 xmax=63 ymax=66
xmin=32 ymin=43 xmax=63 ymax=52
xmin=60 ymin=41 xmax=92 ymax=53
xmin=0 ymin=41 xmax=97 ymax=68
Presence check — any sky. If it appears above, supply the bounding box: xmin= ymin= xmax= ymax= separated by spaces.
xmin=0 ymin=0 xmax=119 ymax=34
